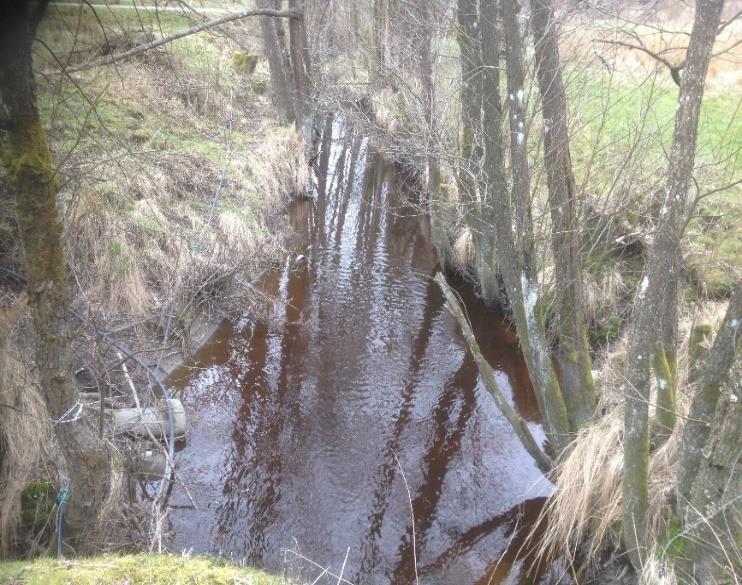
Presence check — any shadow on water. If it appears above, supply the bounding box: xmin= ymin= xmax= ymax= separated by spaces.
xmin=167 ymin=118 xmax=560 ymax=584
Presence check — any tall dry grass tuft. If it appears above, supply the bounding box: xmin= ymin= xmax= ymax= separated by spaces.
xmin=0 ymin=296 xmax=48 ymax=557
xmin=535 ymin=297 xmax=733 ymax=579
xmin=452 ymin=227 xmax=475 ymax=270
xmin=536 ymin=408 xmax=684 ymax=575
xmin=253 ymin=126 xmax=310 ymax=204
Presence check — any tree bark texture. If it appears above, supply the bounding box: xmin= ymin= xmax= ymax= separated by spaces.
xmin=531 ymin=0 xmax=596 ymax=430
xmin=621 ymin=0 xmax=724 ymax=569
xmin=288 ymin=0 xmax=313 ymax=129
xmin=677 ymin=286 xmax=740 ymax=518
xmin=0 ymin=0 xmax=111 ymax=549
xmin=685 ymin=346 xmax=741 ymax=584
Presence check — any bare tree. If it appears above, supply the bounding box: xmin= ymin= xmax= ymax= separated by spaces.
xmin=621 ymin=0 xmax=725 ymax=568
xmin=0 ymin=0 xmax=111 ymax=548
xmin=531 ymin=0 xmax=596 ymax=429
xmin=482 ymin=0 xmax=572 ymax=454
xmin=258 ymin=0 xmax=296 ymax=124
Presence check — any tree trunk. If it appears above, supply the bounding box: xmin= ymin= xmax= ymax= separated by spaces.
xmin=435 ymin=273 xmax=552 ymax=474
xmin=288 ymin=0 xmax=313 ymax=129
xmin=456 ymin=0 xmax=482 ymax=207
xmin=685 ymin=352 xmax=741 ymax=584
xmin=483 ymin=0 xmax=571 ymax=454
xmin=0 ymin=0 xmax=111 ymax=549
xmin=531 ymin=0 xmax=596 ymax=430
xmin=621 ymin=0 xmax=724 ymax=569
xmin=373 ymin=0 xmax=387 ymax=70
xmin=677 ymin=286 xmax=740 ymax=517
xmin=476 ymin=0 xmax=503 ymax=304
xmin=416 ymin=0 xmax=451 ymax=265
xmin=258 ymin=0 xmax=295 ymax=125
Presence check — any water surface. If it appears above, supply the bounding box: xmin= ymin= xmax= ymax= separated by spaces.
xmin=168 ymin=119 xmax=554 ymax=584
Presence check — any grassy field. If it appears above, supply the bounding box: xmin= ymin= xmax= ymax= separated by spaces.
xmin=0 ymin=554 xmax=286 ymax=585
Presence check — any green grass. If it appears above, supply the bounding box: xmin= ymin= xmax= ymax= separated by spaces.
xmin=0 ymin=554 xmax=285 ymax=585
xmin=565 ymin=62 xmax=742 ymax=190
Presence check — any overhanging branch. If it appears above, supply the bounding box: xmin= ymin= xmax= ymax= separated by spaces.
xmin=63 ymin=8 xmax=301 ymax=73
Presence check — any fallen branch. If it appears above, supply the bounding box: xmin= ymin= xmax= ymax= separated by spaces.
xmin=434 ymin=273 xmax=552 ymax=474
xmin=64 ymin=8 xmax=301 ymax=73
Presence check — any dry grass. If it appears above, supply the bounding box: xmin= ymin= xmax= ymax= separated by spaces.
xmin=252 ymin=126 xmax=310 ymax=204
xmin=535 ymin=296 xmax=732 ymax=580
xmin=0 ymin=297 xmax=48 ymax=557
xmin=34 ymin=6 xmax=301 ymax=330
xmin=452 ymin=227 xmax=475 ymax=270
xmin=535 ymin=407 xmax=684 ymax=576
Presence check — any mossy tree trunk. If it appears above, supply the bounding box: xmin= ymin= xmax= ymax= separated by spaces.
xmin=0 ymin=0 xmax=111 ymax=549
xmin=530 ymin=0 xmax=596 ymax=430
xmin=620 ymin=0 xmax=724 ymax=569
xmin=435 ymin=273 xmax=553 ymax=474
xmin=684 ymin=343 xmax=741 ymax=584
xmin=688 ymin=321 xmax=713 ymax=384
xmin=674 ymin=284 xmax=741 ymax=583
xmin=677 ymin=286 xmax=740 ymax=516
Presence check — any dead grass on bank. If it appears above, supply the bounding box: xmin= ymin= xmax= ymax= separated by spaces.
xmin=32 ymin=7 xmax=309 ymax=333
xmin=0 ymin=297 xmax=48 ymax=557
xmin=534 ymin=299 xmax=731 ymax=581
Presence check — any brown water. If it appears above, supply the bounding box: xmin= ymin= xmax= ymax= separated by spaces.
xmin=167 ymin=119 xmax=556 ymax=585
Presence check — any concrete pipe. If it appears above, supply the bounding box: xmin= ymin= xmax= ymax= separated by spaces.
xmin=112 ymin=398 xmax=186 ymax=439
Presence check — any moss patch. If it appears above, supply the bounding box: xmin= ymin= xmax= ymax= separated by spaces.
xmin=0 ymin=554 xmax=286 ymax=585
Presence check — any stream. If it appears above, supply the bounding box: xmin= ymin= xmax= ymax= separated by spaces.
xmin=167 ymin=118 xmax=556 ymax=585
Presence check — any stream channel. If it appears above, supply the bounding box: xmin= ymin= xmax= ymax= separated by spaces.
xmin=167 ymin=118 xmax=556 ymax=585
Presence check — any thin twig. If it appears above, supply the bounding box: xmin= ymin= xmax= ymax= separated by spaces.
xmin=392 ymin=449 xmax=419 ymax=585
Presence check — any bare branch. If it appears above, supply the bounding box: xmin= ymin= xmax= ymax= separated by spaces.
xmin=63 ymin=8 xmax=301 ymax=73
xmin=594 ymin=38 xmax=683 ymax=86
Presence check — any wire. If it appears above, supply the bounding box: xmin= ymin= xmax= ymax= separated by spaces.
xmin=56 ymin=482 xmax=70 ymax=558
